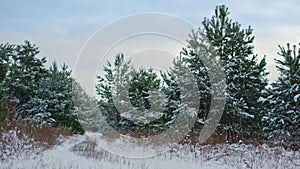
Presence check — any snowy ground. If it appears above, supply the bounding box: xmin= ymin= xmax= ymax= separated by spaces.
xmin=1 ymin=134 xmax=299 ymax=169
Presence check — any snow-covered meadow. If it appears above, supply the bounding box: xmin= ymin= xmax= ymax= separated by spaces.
xmin=1 ymin=132 xmax=299 ymax=169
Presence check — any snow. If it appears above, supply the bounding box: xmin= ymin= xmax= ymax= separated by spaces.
xmin=294 ymin=94 xmax=300 ymax=102
xmin=1 ymin=134 xmax=299 ymax=169
xmin=0 ymin=135 xmax=225 ymax=169
xmin=241 ymin=112 xmax=255 ymax=118
xmin=258 ymin=96 xmax=267 ymax=102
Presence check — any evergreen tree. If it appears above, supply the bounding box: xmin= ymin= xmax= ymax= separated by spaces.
xmin=183 ymin=5 xmax=268 ymax=140
xmin=96 ymin=53 xmax=134 ymax=130
xmin=161 ymin=56 xmax=200 ymax=142
xmin=0 ymin=41 xmax=83 ymax=133
xmin=180 ymin=42 xmax=212 ymax=132
xmin=0 ymin=43 xmax=10 ymax=120
xmin=0 ymin=41 xmax=47 ymax=119
xmin=126 ymin=68 xmax=165 ymax=125
xmin=96 ymin=53 xmax=168 ymax=133
xmin=263 ymin=43 xmax=300 ymax=147
xmin=22 ymin=62 xmax=84 ymax=133
xmin=73 ymin=80 xmax=106 ymax=133
xmin=0 ymin=43 xmax=9 ymax=84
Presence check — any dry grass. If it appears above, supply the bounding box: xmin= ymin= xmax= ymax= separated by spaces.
xmin=99 ymin=127 xmax=299 ymax=152
xmin=1 ymin=120 xmax=299 ymax=169
xmin=0 ymin=120 xmax=70 ymax=146
xmin=0 ymin=119 xmax=70 ymax=162
xmin=1 ymin=130 xmax=299 ymax=169
xmin=69 ymin=137 xmax=300 ymax=169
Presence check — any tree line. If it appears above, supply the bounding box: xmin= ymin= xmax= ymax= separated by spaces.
xmin=96 ymin=5 xmax=300 ymax=147
xmin=0 ymin=41 xmax=84 ymax=133
xmin=0 ymin=5 xmax=299 ymax=148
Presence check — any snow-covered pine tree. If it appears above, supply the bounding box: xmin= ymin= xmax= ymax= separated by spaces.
xmin=161 ymin=55 xmax=199 ymax=142
xmin=0 ymin=41 xmax=47 ymax=120
xmin=22 ymin=62 xmax=84 ymax=133
xmin=96 ymin=53 xmax=167 ymax=134
xmin=183 ymin=5 xmax=268 ymax=140
xmin=160 ymin=66 xmax=181 ymax=130
xmin=180 ymin=41 xmax=212 ymax=133
xmin=263 ymin=43 xmax=300 ymax=148
xmin=0 ymin=41 xmax=83 ymax=133
xmin=0 ymin=43 xmax=10 ymax=120
xmin=73 ymin=80 xmax=106 ymax=133
xmin=127 ymin=67 xmax=166 ymax=129
xmin=0 ymin=43 xmax=9 ymax=86
xmin=96 ymin=53 xmax=135 ymax=130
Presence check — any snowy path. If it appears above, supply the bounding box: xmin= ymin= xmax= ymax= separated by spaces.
xmin=1 ymin=135 xmax=299 ymax=169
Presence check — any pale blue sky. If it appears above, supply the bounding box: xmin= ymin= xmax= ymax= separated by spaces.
xmin=1 ymin=0 xmax=300 ymax=83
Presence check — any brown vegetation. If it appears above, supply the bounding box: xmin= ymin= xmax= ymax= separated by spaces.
xmin=0 ymin=119 xmax=70 ymax=161
xmin=0 ymin=120 xmax=70 ymax=147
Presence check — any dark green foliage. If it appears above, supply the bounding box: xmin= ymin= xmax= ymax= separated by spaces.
xmin=23 ymin=62 xmax=84 ymax=134
xmin=0 ymin=43 xmax=9 ymax=84
xmin=96 ymin=54 xmax=169 ymax=133
xmin=263 ymin=43 xmax=300 ymax=147
xmin=0 ymin=41 xmax=47 ymax=118
xmin=180 ymin=46 xmax=212 ymax=131
xmin=129 ymin=68 xmax=160 ymax=110
xmin=182 ymin=5 xmax=268 ymax=139
xmin=202 ymin=6 xmax=254 ymax=61
xmin=96 ymin=53 xmax=131 ymax=130
xmin=0 ymin=109 xmax=6 ymax=121
xmin=0 ymin=41 xmax=83 ymax=134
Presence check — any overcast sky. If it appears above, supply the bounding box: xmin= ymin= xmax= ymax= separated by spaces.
xmin=1 ymin=0 xmax=299 ymax=86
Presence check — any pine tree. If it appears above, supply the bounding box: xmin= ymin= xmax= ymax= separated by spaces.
xmin=73 ymin=80 xmax=106 ymax=132
xmin=96 ymin=53 xmax=134 ymax=130
xmin=161 ymin=56 xmax=200 ymax=142
xmin=127 ymin=68 xmax=166 ymax=125
xmin=0 ymin=43 xmax=11 ymax=120
xmin=20 ymin=62 xmax=84 ymax=133
xmin=263 ymin=43 xmax=300 ymax=147
xmin=96 ymin=53 xmax=168 ymax=133
xmin=0 ymin=43 xmax=9 ymax=84
xmin=0 ymin=41 xmax=83 ymax=133
xmin=183 ymin=5 xmax=268 ymax=140
xmin=0 ymin=41 xmax=47 ymax=120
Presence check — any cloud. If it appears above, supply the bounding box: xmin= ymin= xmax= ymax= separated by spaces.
xmin=1 ymin=0 xmax=299 ymax=85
